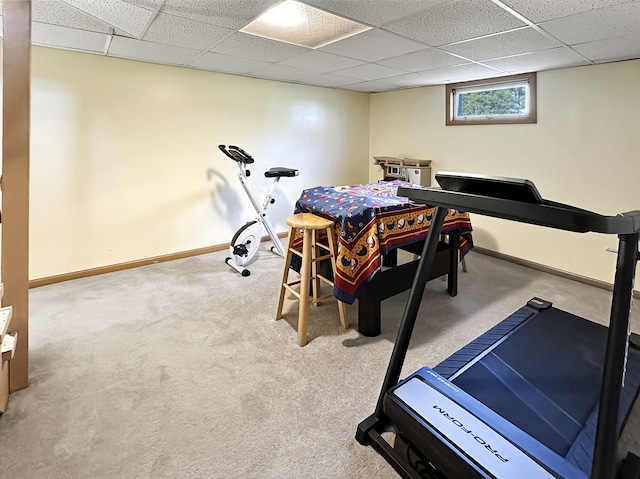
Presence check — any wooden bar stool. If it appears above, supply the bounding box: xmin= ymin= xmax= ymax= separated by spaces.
xmin=276 ymin=213 xmax=348 ymax=346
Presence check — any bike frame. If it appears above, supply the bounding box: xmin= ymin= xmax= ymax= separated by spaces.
xmin=236 ymin=161 xmax=285 ymax=256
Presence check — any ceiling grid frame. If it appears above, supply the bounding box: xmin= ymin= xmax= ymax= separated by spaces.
xmin=0 ymin=0 xmax=638 ymax=92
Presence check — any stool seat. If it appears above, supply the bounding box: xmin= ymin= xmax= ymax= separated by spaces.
xmin=286 ymin=212 xmax=333 ymax=230
xmin=276 ymin=213 xmax=348 ymax=346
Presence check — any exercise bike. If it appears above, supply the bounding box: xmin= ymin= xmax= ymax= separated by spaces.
xmin=219 ymin=145 xmax=298 ymax=276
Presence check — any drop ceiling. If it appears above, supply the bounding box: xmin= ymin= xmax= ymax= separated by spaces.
xmin=1 ymin=0 xmax=640 ymax=93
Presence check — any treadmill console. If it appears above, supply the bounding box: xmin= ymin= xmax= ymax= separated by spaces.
xmin=435 ymin=172 xmax=545 ymax=205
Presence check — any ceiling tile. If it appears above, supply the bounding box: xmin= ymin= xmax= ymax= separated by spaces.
xmin=540 ymin=2 xmax=640 ymax=45
xmin=499 ymin=0 xmax=632 ymax=23
xmin=143 ymin=13 xmax=232 ymax=50
xmin=108 ymin=35 xmax=200 ymax=65
xmin=209 ymin=32 xmax=309 ymax=63
xmin=188 ymin=51 xmax=271 ymax=74
xmin=442 ymin=27 xmax=562 ymax=61
xmin=159 ymin=0 xmax=281 ymax=30
xmin=33 ymin=0 xmax=113 ymax=33
xmin=382 ymin=71 xmax=448 ymax=89
xmin=8 ymin=0 xmax=640 ymax=93
xmin=246 ymin=63 xmax=317 ymax=82
xmin=341 ymin=80 xmax=400 ymax=93
xmin=377 ymin=47 xmax=466 ymax=72
xmin=572 ymin=33 xmax=640 ymax=63
xmin=122 ymin=0 xmax=167 ymax=7
xmin=32 ymin=22 xmax=109 ymax=53
xmin=482 ymin=46 xmax=590 ymax=73
xmin=402 ymin=63 xmax=507 ymax=86
xmin=380 ymin=72 xmax=429 ymax=89
xmin=333 ymin=63 xmax=408 ymax=81
xmin=303 ymin=0 xmax=449 ymax=27
xmin=319 ymin=29 xmax=427 ymax=62
xmin=383 ymin=0 xmax=527 ymax=46
xmin=278 ymin=50 xmax=365 ymax=73
xmin=60 ymin=0 xmax=155 ymax=38
xmin=298 ymin=72 xmax=361 ymax=88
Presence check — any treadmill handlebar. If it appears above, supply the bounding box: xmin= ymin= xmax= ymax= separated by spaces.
xmin=397 ymin=184 xmax=640 ymax=235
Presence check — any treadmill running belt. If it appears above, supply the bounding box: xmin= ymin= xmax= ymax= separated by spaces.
xmin=452 ymin=308 xmax=607 ymax=457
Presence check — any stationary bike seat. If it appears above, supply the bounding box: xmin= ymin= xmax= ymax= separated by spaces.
xmin=265 ymin=167 xmax=298 ymax=178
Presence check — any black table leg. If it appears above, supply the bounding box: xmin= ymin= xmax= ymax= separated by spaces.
xmin=358 ymin=289 xmax=382 ymax=337
xmin=356 ymin=238 xmax=454 ymax=337
xmin=447 ymin=229 xmax=459 ymax=297
xmin=382 ymin=248 xmax=398 ymax=267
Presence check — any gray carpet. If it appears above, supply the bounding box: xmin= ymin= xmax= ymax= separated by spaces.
xmin=1 ymin=247 xmax=639 ymax=478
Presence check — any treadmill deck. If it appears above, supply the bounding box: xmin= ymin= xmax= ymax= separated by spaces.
xmin=385 ymin=302 xmax=640 ymax=479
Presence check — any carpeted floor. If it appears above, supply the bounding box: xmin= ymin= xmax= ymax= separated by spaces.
xmin=0 ymin=247 xmax=639 ymax=478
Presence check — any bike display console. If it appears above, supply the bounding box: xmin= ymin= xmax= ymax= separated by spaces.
xmin=356 ymin=172 xmax=640 ymax=479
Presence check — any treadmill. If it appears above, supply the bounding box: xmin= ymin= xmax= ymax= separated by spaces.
xmin=356 ymin=172 xmax=640 ymax=479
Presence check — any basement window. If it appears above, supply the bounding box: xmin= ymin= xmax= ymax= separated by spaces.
xmin=446 ymin=72 xmax=536 ymax=126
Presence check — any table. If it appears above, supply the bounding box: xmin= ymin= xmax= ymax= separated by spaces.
xmin=293 ymin=181 xmax=473 ymax=336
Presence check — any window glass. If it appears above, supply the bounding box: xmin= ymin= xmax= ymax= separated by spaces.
xmin=446 ymin=73 xmax=536 ymax=125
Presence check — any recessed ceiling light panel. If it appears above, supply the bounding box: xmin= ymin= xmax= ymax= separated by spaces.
xmin=240 ymin=0 xmax=371 ymax=49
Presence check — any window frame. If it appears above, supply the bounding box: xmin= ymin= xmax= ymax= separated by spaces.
xmin=446 ymin=72 xmax=537 ymax=126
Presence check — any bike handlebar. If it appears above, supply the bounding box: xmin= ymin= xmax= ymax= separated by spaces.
xmin=218 ymin=144 xmax=255 ymax=164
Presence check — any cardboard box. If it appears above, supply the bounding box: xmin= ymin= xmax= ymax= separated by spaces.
xmin=0 ymin=307 xmax=11 ymax=340
xmin=0 ymin=329 xmax=17 ymax=415
xmin=0 ymin=359 xmax=8 ymax=414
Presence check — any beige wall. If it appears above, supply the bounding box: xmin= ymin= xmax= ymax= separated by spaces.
xmin=10 ymin=46 xmax=640 ymax=286
xmin=370 ymin=59 xmax=640 ymax=285
xmin=27 ymin=47 xmax=370 ymax=279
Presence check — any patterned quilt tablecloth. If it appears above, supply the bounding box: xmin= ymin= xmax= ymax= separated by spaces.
xmin=294 ymin=181 xmax=473 ymax=304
